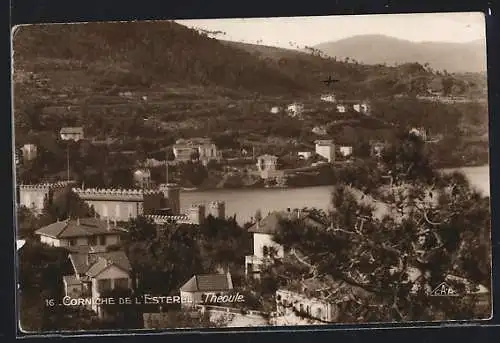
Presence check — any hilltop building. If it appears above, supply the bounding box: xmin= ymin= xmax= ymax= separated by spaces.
xmin=18 ymin=180 xmax=77 ymax=213
xmin=63 ymin=248 xmax=133 ymax=318
xmin=173 ymin=138 xmax=221 ymax=165
xmin=315 ymin=140 xmax=336 ymax=163
xmin=35 ymin=217 xmax=125 ymax=249
xmin=60 ymin=127 xmax=84 ymax=141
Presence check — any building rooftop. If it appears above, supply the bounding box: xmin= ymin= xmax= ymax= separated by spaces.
xmin=257 ymin=154 xmax=279 ymax=160
xmin=63 ymin=274 xmax=82 ymax=286
xmin=60 ymin=127 xmax=84 ymax=134
xmin=69 ymin=250 xmax=132 ymax=276
xmin=180 ymin=273 xmax=233 ymax=293
xmin=35 ymin=217 xmax=125 ymax=239
xmin=248 ymin=210 xmax=325 ymax=235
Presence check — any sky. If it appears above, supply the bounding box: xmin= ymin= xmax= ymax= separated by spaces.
xmin=175 ymin=12 xmax=486 ymax=50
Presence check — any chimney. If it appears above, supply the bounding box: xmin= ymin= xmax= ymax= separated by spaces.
xmin=76 ymin=217 xmax=80 ymax=225
xmin=113 ymin=218 xmax=117 ymax=227
xmin=297 ymin=209 xmax=301 ymax=219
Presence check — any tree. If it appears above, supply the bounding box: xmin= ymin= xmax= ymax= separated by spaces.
xmin=442 ymin=77 xmax=454 ymax=96
xmin=124 ymin=216 xmax=157 ymax=242
xmin=267 ymin=134 xmax=491 ymax=323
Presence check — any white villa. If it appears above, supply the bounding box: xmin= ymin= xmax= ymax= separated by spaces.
xmin=35 ymin=217 xmax=125 ymax=249
xmin=63 ymin=248 xmax=133 ymax=318
xmin=245 ymin=209 xmax=325 ymax=279
xmin=320 ymin=94 xmax=336 ymax=103
xmin=315 ymin=140 xmax=336 ymax=163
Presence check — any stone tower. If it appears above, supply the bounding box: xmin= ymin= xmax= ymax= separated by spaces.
xmin=188 ymin=204 xmax=206 ymax=225
xmin=160 ymin=183 xmax=181 ymax=215
xmin=208 ymin=201 xmax=225 ymax=219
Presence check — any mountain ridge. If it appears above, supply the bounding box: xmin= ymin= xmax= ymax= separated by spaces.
xmin=313 ymin=34 xmax=486 ymax=73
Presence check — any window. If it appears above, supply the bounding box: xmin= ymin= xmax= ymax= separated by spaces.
xmin=99 ymin=236 xmax=106 ymax=245
xmin=97 ymin=279 xmax=112 ymax=292
xmin=89 ymin=236 xmax=97 ymax=246
xmin=69 ymin=239 xmax=76 ymax=246
xmin=114 ymin=278 xmax=129 ymax=290
xmin=262 ymin=246 xmax=269 ymax=257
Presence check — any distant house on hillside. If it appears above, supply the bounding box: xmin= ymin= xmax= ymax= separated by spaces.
xmin=21 ymin=144 xmax=38 ymax=162
xmin=315 ymin=140 xmax=335 ymax=163
xmin=312 ymin=126 xmax=327 ymax=136
xmin=339 ymin=146 xmax=353 ymax=157
xmin=320 ymin=94 xmax=336 ymax=103
xmin=409 ymin=127 xmax=428 ymax=141
xmin=270 ymin=106 xmax=281 ymax=114
xmin=336 ymin=104 xmax=346 ymax=113
xmin=370 ymin=141 xmax=386 ymax=158
xmin=60 ymin=127 xmax=84 ymax=141
xmin=287 ymin=103 xmax=304 ymax=118
xmin=173 ymin=138 xmax=221 ymax=165
xmin=133 ymin=168 xmax=152 ymax=189
xmin=297 ymin=151 xmax=313 ymax=160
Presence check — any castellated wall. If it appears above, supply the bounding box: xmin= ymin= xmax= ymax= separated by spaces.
xmin=18 ymin=181 xmax=76 ymax=213
xmin=72 ymin=188 xmax=164 ymax=222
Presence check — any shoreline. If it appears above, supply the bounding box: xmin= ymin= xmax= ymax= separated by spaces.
xmin=180 ymin=164 xmax=489 ymax=193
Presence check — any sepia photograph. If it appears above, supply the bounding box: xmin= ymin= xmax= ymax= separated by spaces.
xmin=12 ymin=12 xmax=492 ymax=333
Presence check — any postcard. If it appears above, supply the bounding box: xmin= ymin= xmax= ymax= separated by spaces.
xmin=12 ymin=12 xmax=491 ymax=334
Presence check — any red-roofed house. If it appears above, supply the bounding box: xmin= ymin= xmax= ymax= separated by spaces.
xmin=63 ymin=248 xmax=133 ymax=317
xmin=179 ymin=272 xmax=233 ymax=308
xmin=35 ymin=217 xmax=126 ymax=249
xmin=245 ymin=209 xmax=325 ymax=279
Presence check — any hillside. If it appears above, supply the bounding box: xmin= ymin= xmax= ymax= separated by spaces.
xmin=12 ymin=21 xmax=489 ymax=175
xmin=314 ymin=34 xmax=487 ymax=73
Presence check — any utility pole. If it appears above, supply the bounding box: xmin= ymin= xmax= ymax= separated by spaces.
xmin=66 ymin=144 xmax=70 ymax=181
xmin=165 ymin=149 xmax=169 ymax=184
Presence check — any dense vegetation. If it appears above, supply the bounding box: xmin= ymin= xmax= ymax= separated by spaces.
xmin=13 ymin=21 xmax=489 ymax=181
xmin=260 ymin=134 xmax=491 ymax=322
